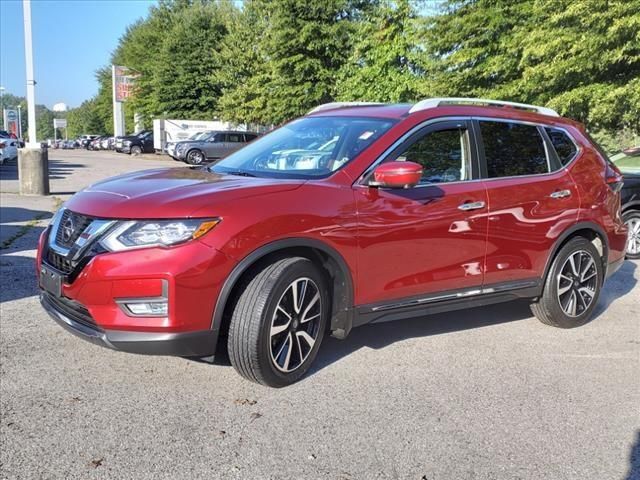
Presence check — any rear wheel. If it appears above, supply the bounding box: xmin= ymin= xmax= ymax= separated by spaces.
xmin=227 ymin=257 xmax=328 ymax=387
xmin=531 ymin=237 xmax=603 ymax=328
xmin=186 ymin=149 xmax=205 ymax=165
xmin=623 ymin=210 xmax=640 ymax=259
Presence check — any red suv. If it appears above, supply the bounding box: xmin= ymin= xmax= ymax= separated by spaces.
xmin=37 ymin=98 xmax=628 ymax=387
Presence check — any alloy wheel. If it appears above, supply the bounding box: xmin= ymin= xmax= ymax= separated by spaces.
xmin=626 ymin=216 xmax=640 ymax=255
xmin=269 ymin=277 xmax=322 ymax=373
xmin=556 ymin=250 xmax=598 ymax=317
xmin=188 ymin=150 xmax=204 ymax=165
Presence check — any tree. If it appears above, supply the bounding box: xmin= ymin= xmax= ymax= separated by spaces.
xmin=153 ymin=2 xmax=228 ymax=119
xmin=67 ymin=98 xmax=106 ymax=137
xmin=418 ymin=0 xmax=640 ymax=133
xmin=336 ymin=0 xmax=422 ymax=102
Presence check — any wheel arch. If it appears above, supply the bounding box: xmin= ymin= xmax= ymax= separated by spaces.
xmin=622 ymin=200 xmax=640 ymax=213
xmin=211 ymin=238 xmax=355 ymax=347
xmin=542 ymin=221 xmax=610 ymax=282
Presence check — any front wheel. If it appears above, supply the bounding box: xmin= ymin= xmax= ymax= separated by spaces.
xmin=186 ymin=149 xmax=205 ymax=165
xmin=531 ymin=236 xmax=603 ymax=328
xmin=623 ymin=210 xmax=640 ymax=260
xmin=130 ymin=145 xmax=142 ymax=156
xmin=227 ymin=257 xmax=328 ymax=387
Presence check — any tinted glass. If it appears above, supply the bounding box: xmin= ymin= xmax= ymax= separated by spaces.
xmin=394 ymin=128 xmax=468 ymax=183
xmin=480 ymin=121 xmax=548 ymax=178
xmin=244 ymin=134 xmax=257 ymax=141
xmin=545 ymin=127 xmax=577 ymax=165
xmin=210 ymin=116 xmax=395 ymax=179
xmin=226 ymin=133 xmax=242 ymax=142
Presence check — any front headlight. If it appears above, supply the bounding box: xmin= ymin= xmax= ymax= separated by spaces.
xmin=124 ymin=140 xmax=132 ymax=146
xmin=176 ymin=143 xmax=187 ymax=153
xmin=100 ymin=219 xmax=219 ymax=251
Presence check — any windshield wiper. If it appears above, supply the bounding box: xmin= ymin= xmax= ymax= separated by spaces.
xmin=224 ymin=170 xmax=257 ymax=178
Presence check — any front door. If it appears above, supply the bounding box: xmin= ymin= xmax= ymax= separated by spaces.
xmin=355 ymin=120 xmax=489 ymax=306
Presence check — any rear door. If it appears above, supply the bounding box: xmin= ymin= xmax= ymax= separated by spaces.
xmin=355 ymin=119 xmax=489 ymax=305
xmin=225 ymin=133 xmax=244 ymax=155
xmin=476 ymin=119 xmax=580 ymax=286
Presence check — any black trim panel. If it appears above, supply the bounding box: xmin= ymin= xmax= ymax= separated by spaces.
xmin=42 ymin=293 xmax=216 ymax=357
xmin=210 ymin=238 xmax=356 ymax=341
xmin=354 ymin=279 xmax=542 ymax=326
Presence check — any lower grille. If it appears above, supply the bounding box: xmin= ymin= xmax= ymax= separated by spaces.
xmin=41 ymin=292 xmax=101 ymax=332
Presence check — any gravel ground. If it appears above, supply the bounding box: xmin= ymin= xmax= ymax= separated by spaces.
xmin=1 ymin=150 xmax=639 ymax=480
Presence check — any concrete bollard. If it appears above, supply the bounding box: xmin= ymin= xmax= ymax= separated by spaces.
xmin=18 ymin=146 xmax=50 ymax=195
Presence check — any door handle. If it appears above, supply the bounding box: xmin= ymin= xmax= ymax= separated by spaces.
xmin=550 ymin=189 xmax=571 ymax=199
xmin=458 ymin=201 xmax=486 ymax=211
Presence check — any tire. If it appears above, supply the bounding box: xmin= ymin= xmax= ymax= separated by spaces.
xmin=227 ymin=257 xmax=329 ymax=387
xmin=130 ymin=145 xmax=142 ymax=156
xmin=186 ymin=149 xmax=205 ymax=165
xmin=622 ymin=210 xmax=640 ymax=260
xmin=531 ymin=236 xmax=603 ymax=328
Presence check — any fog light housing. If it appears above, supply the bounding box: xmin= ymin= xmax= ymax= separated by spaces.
xmin=124 ymin=301 xmax=168 ymax=317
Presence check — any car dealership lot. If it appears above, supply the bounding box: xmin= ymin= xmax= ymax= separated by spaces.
xmin=1 ymin=150 xmax=639 ymax=479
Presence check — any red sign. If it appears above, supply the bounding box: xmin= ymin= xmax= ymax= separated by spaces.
xmin=113 ymin=66 xmax=137 ymax=102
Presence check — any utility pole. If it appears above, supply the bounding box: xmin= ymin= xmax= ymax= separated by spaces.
xmin=18 ymin=0 xmax=49 ymax=195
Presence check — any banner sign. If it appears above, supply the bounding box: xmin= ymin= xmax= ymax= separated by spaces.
xmin=113 ymin=65 xmax=137 ymax=102
xmin=3 ymin=109 xmax=19 ymax=136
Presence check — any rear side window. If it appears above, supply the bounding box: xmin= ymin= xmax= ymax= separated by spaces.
xmin=480 ymin=121 xmax=549 ymax=178
xmin=545 ymin=127 xmax=577 ymax=165
xmin=226 ymin=133 xmax=242 ymax=143
xmin=244 ymin=134 xmax=257 ymax=142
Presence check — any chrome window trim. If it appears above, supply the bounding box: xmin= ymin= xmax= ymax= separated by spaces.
xmin=355 ymin=116 xmax=474 ymax=188
xmin=355 ymin=115 xmax=583 ymax=189
xmin=543 ymin=125 xmax=581 ymax=168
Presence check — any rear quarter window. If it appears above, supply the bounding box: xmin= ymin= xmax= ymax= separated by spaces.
xmin=545 ymin=127 xmax=578 ymax=165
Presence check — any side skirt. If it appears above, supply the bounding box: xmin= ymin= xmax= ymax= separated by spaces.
xmin=352 ymin=279 xmax=542 ymax=327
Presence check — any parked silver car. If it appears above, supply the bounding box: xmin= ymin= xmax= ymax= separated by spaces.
xmin=170 ymin=130 xmax=258 ymax=165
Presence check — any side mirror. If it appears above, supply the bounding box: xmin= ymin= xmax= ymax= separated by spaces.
xmin=370 ymin=161 xmax=423 ymax=189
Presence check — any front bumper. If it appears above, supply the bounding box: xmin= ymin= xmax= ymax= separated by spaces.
xmin=41 ymin=293 xmax=217 ymax=356
xmin=37 ymin=225 xmax=237 ymax=358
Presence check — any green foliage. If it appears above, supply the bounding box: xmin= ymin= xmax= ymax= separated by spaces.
xmin=336 ymin=0 xmax=423 ymax=102
xmin=67 ymin=98 xmax=106 ymax=137
xmin=82 ymin=0 xmax=637 ymax=146
xmin=419 ymin=0 xmax=640 ymax=133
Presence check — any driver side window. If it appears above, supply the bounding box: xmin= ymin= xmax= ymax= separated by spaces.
xmin=391 ymin=127 xmax=470 ymax=184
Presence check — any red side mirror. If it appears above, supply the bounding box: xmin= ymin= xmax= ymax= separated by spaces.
xmin=371 ymin=161 xmax=423 ymax=189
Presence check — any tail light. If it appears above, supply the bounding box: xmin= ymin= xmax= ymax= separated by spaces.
xmin=605 ymin=161 xmax=624 ymax=193
xmin=0 ymin=142 xmax=5 ymax=148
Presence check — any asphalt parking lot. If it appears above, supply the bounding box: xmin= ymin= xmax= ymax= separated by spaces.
xmin=1 ymin=150 xmax=639 ymax=480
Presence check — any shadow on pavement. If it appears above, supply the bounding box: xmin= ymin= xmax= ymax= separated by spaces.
xmin=594 ymin=260 xmax=637 ymax=319
xmin=0 ymin=157 xmax=86 ymax=182
xmin=627 ymin=430 xmax=640 ymax=480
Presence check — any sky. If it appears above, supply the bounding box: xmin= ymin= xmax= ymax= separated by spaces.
xmin=0 ymin=0 xmax=156 ymax=109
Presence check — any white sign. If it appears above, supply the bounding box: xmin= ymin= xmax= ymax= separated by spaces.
xmin=53 ymin=118 xmax=67 ymax=129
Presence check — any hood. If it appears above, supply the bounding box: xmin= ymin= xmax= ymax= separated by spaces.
xmin=64 ymin=167 xmax=305 ymax=219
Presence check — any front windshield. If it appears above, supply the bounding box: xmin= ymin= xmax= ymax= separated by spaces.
xmin=189 ymin=131 xmax=212 ymax=141
xmin=210 ymin=116 xmax=395 ymax=179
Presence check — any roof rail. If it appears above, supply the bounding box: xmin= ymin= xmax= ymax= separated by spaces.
xmin=308 ymin=102 xmax=386 ymax=114
xmin=408 ymin=97 xmax=559 ymax=117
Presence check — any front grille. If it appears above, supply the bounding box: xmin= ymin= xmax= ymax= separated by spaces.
xmin=42 ymin=292 xmax=101 ymax=331
xmin=47 ymin=250 xmax=74 ymax=274
xmin=55 ymin=209 xmax=93 ymax=248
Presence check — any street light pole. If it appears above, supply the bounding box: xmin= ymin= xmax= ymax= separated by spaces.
xmin=23 ymin=0 xmax=37 ymax=147
xmin=0 ymin=86 xmax=5 ymax=130
xmin=18 ymin=0 xmax=49 ymax=195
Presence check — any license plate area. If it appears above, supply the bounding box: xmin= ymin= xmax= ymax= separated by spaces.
xmin=40 ymin=264 xmax=63 ymax=297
